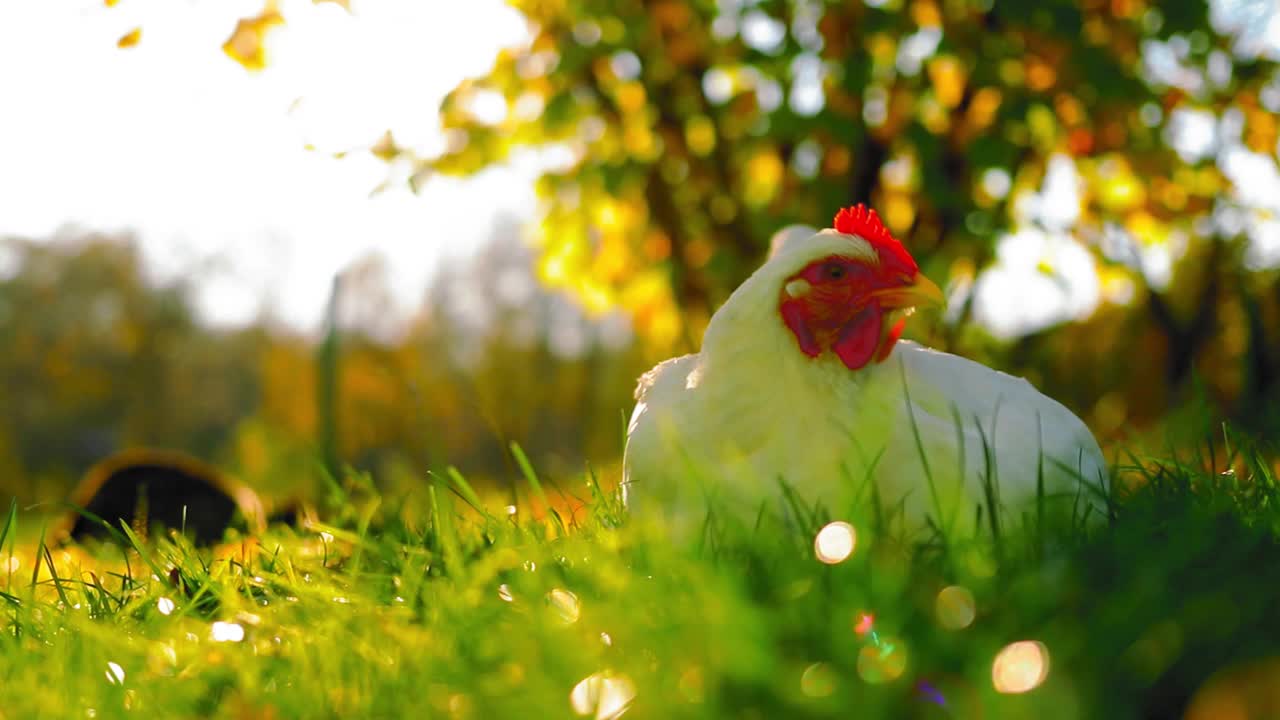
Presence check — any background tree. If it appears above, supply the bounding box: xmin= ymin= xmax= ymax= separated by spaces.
xmin=428 ymin=0 xmax=1280 ymax=436
xmin=0 ymin=228 xmax=643 ymax=504
xmin=0 ymin=235 xmax=266 ymax=500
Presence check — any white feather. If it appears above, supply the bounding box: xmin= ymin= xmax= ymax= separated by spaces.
xmin=623 ymin=229 xmax=1106 ymax=533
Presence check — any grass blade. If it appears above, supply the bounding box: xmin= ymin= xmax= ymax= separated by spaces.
xmin=510 ymin=442 xmax=564 ymax=534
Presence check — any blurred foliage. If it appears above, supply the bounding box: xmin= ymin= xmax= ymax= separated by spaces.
xmin=0 ymin=232 xmax=644 ymax=504
xmin=427 ymin=0 xmax=1280 ymax=439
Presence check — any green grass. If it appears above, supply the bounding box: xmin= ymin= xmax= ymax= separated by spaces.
xmin=2 ymin=435 xmax=1280 ymax=720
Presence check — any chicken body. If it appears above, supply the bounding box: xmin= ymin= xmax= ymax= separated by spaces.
xmin=623 ymin=223 xmax=1105 ymax=534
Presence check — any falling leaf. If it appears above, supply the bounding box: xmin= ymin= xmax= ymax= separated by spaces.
xmin=371 ymin=131 xmax=400 ymax=162
xmin=116 ymin=28 xmax=142 ymax=49
xmin=222 ymin=2 xmax=285 ymax=72
xmin=1026 ymin=59 xmax=1057 ymax=92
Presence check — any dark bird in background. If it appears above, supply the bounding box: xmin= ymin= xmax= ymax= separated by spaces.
xmin=57 ymin=448 xmax=266 ymax=546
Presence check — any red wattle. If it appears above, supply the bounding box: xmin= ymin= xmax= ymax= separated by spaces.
xmin=832 ymin=307 xmax=881 ymax=370
xmin=781 ymin=300 xmax=822 ymax=357
xmin=874 ymin=318 xmax=906 ymax=363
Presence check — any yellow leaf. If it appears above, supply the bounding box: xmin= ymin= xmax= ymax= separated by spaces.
xmin=614 ymin=82 xmax=647 ymax=114
xmin=927 ymin=56 xmax=966 ymax=109
xmin=744 ymin=149 xmax=783 ymax=207
xmin=1027 ymin=104 xmax=1058 ymax=149
xmin=967 ymin=87 xmax=1002 ymax=129
xmin=222 ymin=3 xmax=285 ymax=73
xmin=910 ymin=0 xmax=942 ymax=28
xmin=1246 ymin=106 xmax=1278 ymax=154
xmin=1096 ymin=159 xmax=1145 ymax=212
xmin=623 ymin=122 xmax=658 ymax=159
xmin=883 ymin=193 xmax=915 ymax=233
xmin=116 ymin=27 xmax=141 ymax=49
xmin=313 ymin=0 xmax=351 ymax=10
xmin=998 ymin=59 xmax=1025 ymax=87
xmin=824 ymin=146 xmax=851 ymax=176
xmin=1026 ymin=59 xmax=1057 ymax=92
xmin=685 ymin=116 xmax=716 ymax=157
xmin=919 ymin=94 xmax=950 ymax=134
xmin=1124 ymin=211 xmax=1163 ymax=245
xmin=1154 ymin=178 xmax=1187 ymax=210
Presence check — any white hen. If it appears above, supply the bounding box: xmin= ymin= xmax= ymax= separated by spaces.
xmin=623 ymin=206 xmax=1105 ymax=535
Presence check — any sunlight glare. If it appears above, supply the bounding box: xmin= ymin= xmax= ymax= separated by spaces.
xmin=105 ymin=661 xmax=125 ymax=685
xmin=570 ymin=671 xmax=636 ymax=720
xmin=211 ymin=621 xmax=246 ymax=643
xmin=547 ymin=588 xmax=581 ymax=624
xmin=814 ymin=521 xmax=856 ymax=564
xmin=992 ymin=640 xmax=1050 ymax=694
xmin=157 ymin=597 xmax=176 ymax=615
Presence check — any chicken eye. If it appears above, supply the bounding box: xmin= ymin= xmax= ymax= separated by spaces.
xmin=822 ymin=262 xmax=847 ymax=280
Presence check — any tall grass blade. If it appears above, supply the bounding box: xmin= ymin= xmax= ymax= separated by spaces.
xmin=510 ymin=442 xmax=565 ymax=534
xmin=898 ymin=362 xmax=944 ymax=542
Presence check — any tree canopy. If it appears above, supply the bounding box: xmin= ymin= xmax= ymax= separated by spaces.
xmin=424 ymin=0 xmax=1280 ymax=431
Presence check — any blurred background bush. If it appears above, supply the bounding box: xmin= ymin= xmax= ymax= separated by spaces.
xmin=2 ymin=0 xmax=1280 ymax=505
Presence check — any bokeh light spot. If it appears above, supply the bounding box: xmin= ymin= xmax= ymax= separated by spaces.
xmin=1185 ymin=657 xmax=1280 ymax=720
xmin=992 ymin=641 xmax=1050 ymax=694
xmin=853 ymin=612 xmax=875 ymax=636
xmin=814 ymin=521 xmax=856 ymax=564
xmin=678 ymin=666 xmax=705 ymax=703
xmin=858 ymin=638 xmax=907 ymax=684
xmin=935 ymin=585 xmax=976 ymax=630
xmin=981 ymin=168 xmax=1012 ymax=200
xmin=800 ymin=662 xmax=836 ymax=698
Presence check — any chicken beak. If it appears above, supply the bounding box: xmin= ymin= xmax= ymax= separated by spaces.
xmin=871 ymin=273 xmax=945 ymax=312
xmin=784 ymin=279 xmax=812 ymax=298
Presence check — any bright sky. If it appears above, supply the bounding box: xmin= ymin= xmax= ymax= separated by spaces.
xmin=0 ymin=0 xmax=533 ymax=332
xmin=4 ymin=0 xmax=1280 ymax=343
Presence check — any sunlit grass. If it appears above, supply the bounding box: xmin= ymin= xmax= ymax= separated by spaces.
xmin=0 ymin=433 xmax=1279 ymax=719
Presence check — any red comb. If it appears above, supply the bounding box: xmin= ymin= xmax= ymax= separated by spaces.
xmin=833 ymin=204 xmax=917 ymax=272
